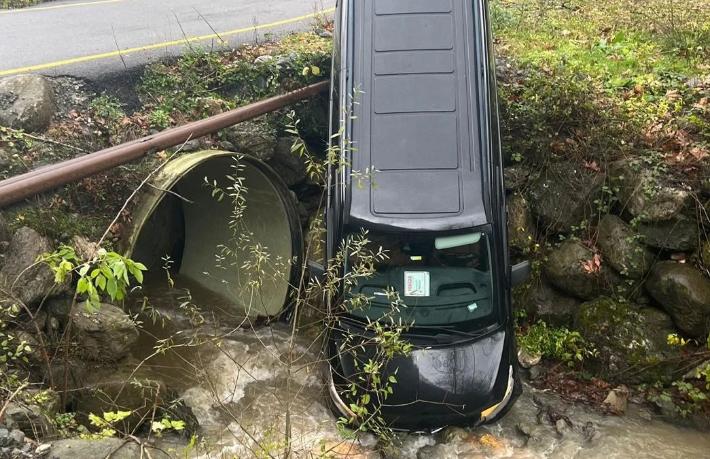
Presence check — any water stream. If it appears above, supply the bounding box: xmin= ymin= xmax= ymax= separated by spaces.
xmin=128 ymin=277 xmax=710 ymax=458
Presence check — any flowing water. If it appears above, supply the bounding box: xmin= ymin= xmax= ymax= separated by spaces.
xmin=128 ymin=277 xmax=710 ymax=458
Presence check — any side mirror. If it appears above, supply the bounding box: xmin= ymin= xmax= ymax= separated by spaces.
xmin=307 ymin=260 xmax=326 ymax=283
xmin=511 ymin=261 xmax=531 ymax=287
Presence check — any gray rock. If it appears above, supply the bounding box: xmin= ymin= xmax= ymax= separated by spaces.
xmin=610 ymin=160 xmax=690 ymax=222
xmin=253 ymin=55 xmax=274 ymax=64
xmin=4 ymin=402 xmax=54 ymax=438
xmin=0 ymin=227 xmax=56 ymax=307
xmin=0 ymin=74 xmax=57 ymax=132
xmin=543 ymin=241 xmax=620 ymax=300
xmin=602 ymin=385 xmax=629 ymax=414
xmin=524 ymin=280 xmax=580 ymax=326
xmin=507 ymin=193 xmax=536 ymax=252
xmin=221 ymin=120 xmax=277 ymax=161
xmin=70 ymin=235 xmax=99 ymax=262
xmin=172 ymin=138 xmax=202 ymax=153
xmin=597 ymin=214 xmax=654 ymax=278
xmin=72 ymin=303 xmax=139 ymax=361
xmin=518 ymin=348 xmax=541 ymax=369
xmin=646 ymin=262 xmax=710 ymax=339
xmin=637 ymin=216 xmax=698 ymax=252
xmin=267 ymin=136 xmax=308 ymax=186
xmin=575 ymin=297 xmax=681 ymax=383
xmin=48 ymin=438 xmax=171 ymax=459
xmin=528 ymin=161 xmax=604 ymax=233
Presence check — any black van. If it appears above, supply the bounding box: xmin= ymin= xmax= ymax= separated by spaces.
xmin=324 ymin=0 xmax=530 ymax=430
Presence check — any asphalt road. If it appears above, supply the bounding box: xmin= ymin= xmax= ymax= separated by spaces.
xmin=0 ymin=0 xmax=333 ymax=80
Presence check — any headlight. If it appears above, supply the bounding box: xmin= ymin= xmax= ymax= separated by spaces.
xmin=480 ymin=365 xmax=514 ymax=422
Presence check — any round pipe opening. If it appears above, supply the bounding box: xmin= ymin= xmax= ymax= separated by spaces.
xmin=128 ymin=152 xmax=302 ymax=318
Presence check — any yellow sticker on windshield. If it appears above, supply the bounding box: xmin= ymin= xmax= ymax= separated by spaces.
xmin=404 ymin=271 xmax=430 ymax=297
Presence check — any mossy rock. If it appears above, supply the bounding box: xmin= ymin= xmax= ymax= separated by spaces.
xmin=646 ymin=261 xmax=710 ymax=339
xmin=543 ymin=240 xmax=621 ymax=300
xmin=597 ymin=214 xmax=654 ymax=279
xmin=574 ymin=297 xmax=682 ymax=383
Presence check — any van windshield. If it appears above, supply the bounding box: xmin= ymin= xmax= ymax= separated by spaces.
xmin=344 ymin=229 xmax=497 ymax=330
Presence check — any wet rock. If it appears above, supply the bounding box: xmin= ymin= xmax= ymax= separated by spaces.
xmin=0 ymin=227 xmax=57 ymax=307
xmin=575 ymin=297 xmax=680 ymax=383
xmin=267 ymin=136 xmax=308 ymax=186
xmin=3 ymin=402 xmax=54 ymax=438
xmin=317 ymin=441 xmax=380 ymax=459
xmin=71 ymin=303 xmax=139 ymax=361
xmin=646 ymin=262 xmax=710 ymax=339
xmin=543 ymin=241 xmax=620 ymax=300
xmin=416 ymin=443 xmax=457 ymax=459
xmin=528 ymin=161 xmax=604 ymax=233
xmin=602 ymin=385 xmax=629 ymax=414
xmin=507 ymin=193 xmax=536 ymax=252
xmin=0 ymin=74 xmax=56 ymax=132
xmin=637 ymin=216 xmax=698 ymax=252
xmin=610 ymin=160 xmax=690 ymax=222
xmin=555 ymin=418 xmax=569 ymax=436
xmin=72 ymin=365 xmax=195 ymax=434
xmin=597 ymin=214 xmax=654 ymax=278
xmin=517 ymin=348 xmax=541 ymax=369
xmin=221 ymin=120 xmax=277 ymax=161
xmin=439 ymin=426 xmax=469 ymax=444
xmin=47 ymin=438 xmax=171 ymax=459
xmin=524 ymin=280 xmax=580 ymax=326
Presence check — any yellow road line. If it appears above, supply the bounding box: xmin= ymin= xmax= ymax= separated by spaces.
xmin=0 ymin=0 xmax=123 ymax=15
xmin=0 ymin=7 xmax=335 ymax=76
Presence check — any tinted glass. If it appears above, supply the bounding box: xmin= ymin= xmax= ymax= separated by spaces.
xmin=345 ymin=230 xmax=496 ymax=329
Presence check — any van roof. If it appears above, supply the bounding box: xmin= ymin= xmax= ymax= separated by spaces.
xmin=343 ymin=0 xmax=491 ymax=232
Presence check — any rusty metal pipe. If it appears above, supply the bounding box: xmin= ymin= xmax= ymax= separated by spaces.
xmin=0 ymin=81 xmax=329 ymax=207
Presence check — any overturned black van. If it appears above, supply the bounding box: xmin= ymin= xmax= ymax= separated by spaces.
xmin=324 ymin=0 xmax=530 ymax=430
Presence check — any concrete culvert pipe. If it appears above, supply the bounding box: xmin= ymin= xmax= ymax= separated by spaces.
xmin=125 ymin=151 xmax=303 ymax=318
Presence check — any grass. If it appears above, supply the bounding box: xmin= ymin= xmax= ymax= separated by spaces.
xmin=0 ymin=0 xmax=47 ymax=9
xmin=493 ymin=0 xmax=709 ymax=185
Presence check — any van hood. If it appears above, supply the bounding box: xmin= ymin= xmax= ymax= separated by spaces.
xmin=330 ymin=328 xmax=512 ymax=430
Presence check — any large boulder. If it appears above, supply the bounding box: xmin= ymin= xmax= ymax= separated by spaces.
xmin=507 ymin=193 xmax=536 ymax=253
xmin=646 ymin=262 xmax=710 ymax=339
xmin=72 ymin=303 xmax=139 ymax=361
xmin=0 ymin=74 xmax=56 ymax=132
xmin=597 ymin=214 xmax=654 ymax=278
xmin=48 ymin=438 xmax=171 ymax=459
xmin=528 ymin=161 xmax=604 ymax=234
xmin=543 ymin=241 xmax=620 ymax=300
xmin=221 ymin=120 xmax=277 ymax=161
xmin=574 ymin=297 xmax=681 ymax=383
xmin=637 ymin=216 xmax=698 ymax=252
xmin=266 ymin=136 xmax=308 ymax=186
xmin=609 ymin=160 xmax=689 ymax=222
xmin=523 ymin=280 xmax=580 ymax=327
xmin=0 ymin=227 xmax=56 ymax=307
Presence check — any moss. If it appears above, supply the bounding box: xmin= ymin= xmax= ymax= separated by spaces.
xmin=6 ymin=205 xmax=110 ymax=243
xmin=574 ymin=297 xmax=682 ymax=383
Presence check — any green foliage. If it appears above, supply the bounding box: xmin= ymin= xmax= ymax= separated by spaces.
xmin=150 ymin=417 xmax=186 ymax=436
xmin=0 ymin=0 xmax=43 ymax=9
xmin=89 ymin=95 xmax=125 ymax=123
xmin=83 ymin=411 xmax=132 ymax=439
xmin=139 ymin=32 xmax=331 ymax=124
xmin=517 ymin=321 xmax=595 ymax=364
xmin=42 ymin=245 xmax=147 ymax=310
